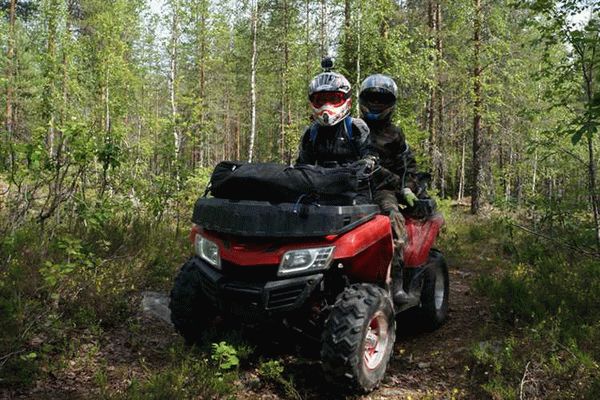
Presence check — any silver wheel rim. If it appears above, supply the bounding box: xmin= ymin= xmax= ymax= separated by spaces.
xmin=434 ymin=266 xmax=445 ymax=310
xmin=363 ymin=311 xmax=389 ymax=370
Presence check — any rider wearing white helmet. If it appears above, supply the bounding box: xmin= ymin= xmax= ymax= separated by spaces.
xmin=296 ymin=58 xmax=377 ymax=167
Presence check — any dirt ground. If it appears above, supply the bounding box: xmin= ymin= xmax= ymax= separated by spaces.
xmin=2 ymin=252 xmax=492 ymax=400
xmin=238 ymin=265 xmax=492 ymax=400
xmin=367 ymin=267 xmax=489 ymax=400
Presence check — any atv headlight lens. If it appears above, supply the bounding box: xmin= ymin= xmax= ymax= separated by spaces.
xmin=195 ymin=234 xmax=221 ymax=269
xmin=278 ymin=246 xmax=335 ymax=276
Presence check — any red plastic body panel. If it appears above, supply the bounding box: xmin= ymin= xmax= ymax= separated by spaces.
xmin=403 ymin=213 xmax=445 ymax=268
xmin=194 ymin=215 xmax=393 ymax=283
xmin=331 ymin=215 xmax=393 ymax=283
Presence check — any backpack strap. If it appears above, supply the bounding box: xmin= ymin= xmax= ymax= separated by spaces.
xmin=343 ymin=116 xmax=353 ymax=140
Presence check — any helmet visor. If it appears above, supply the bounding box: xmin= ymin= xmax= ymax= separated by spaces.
xmin=310 ymin=91 xmax=347 ymax=108
xmin=359 ymin=91 xmax=396 ymax=112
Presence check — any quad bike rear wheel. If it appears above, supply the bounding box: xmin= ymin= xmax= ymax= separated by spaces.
xmin=415 ymin=249 xmax=449 ymax=331
xmin=321 ymin=284 xmax=396 ymax=393
xmin=169 ymin=259 xmax=218 ymax=344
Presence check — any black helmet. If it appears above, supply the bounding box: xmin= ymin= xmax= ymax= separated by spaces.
xmin=358 ymin=74 xmax=398 ymax=122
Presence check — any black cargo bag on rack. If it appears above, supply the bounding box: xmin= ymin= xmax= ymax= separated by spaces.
xmin=208 ymin=161 xmax=370 ymax=205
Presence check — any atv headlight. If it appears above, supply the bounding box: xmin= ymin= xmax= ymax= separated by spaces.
xmin=195 ymin=233 xmax=221 ymax=269
xmin=278 ymin=246 xmax=335 ymax=276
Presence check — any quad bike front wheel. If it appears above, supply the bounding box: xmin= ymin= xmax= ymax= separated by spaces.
xmin=321 ymin=283 xmax=396 ymax=393
xmin=415 ymin=249 xmax=449 ymax=331
xmin=169 ymin=258 xmax=218 ymax=344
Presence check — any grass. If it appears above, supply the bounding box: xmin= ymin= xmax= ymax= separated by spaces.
xmin=429 ymin=202 xmax=600 ymax=399
xmin=2 ymin=201 xmax=599 ymax=399
xmin=0 ymin=210 xmax=294 ymax=399
xmin=0 ymin=215 xmax=188 ymax=390
xmin=459 ymin=210 xmax=600 ymax=399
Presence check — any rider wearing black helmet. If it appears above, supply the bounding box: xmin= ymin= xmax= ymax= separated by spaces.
xmin=359 ymin=74 xmax=418 ymax=304
xmin=296 ymin=61 xmax=377 ymax=167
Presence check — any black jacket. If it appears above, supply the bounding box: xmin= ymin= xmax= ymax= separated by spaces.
xmin=296 ymin=117 xmax=376 ymax=166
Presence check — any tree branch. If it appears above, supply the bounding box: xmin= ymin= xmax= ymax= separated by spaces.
xmin=510 ymin=222 xmax=600 ymax=258
xmin=519 ymin=361 xmax=531 ymax=400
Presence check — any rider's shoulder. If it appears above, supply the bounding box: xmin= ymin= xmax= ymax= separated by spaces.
xmin=351 ymin=117 xmax=369 ymax=136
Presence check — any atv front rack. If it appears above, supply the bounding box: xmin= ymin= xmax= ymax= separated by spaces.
xmin=192 ymin=198 xmax=380 ymax=237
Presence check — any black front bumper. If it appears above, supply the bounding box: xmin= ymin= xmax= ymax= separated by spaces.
xmin=189 ymin=256 xmax=323 ymax=319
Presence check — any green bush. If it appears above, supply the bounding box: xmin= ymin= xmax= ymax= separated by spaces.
xmin=119 ymin=352 xmax=236 ymax=400
xmin=471 ymin=216 xmax=600 ymax=399
xmin=0 ymin=213 xmax=189 ymax=390
xmin=257 ymin=359 xmax=301 ymax=400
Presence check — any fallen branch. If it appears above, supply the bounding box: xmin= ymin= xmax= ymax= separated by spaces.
xmin=519 ymin=361 xmax=531 ymax=400
xmin=510 ymin=223 xmax=600 ymax=259
xmin=0 ymin=349 xmax=25 ymax=369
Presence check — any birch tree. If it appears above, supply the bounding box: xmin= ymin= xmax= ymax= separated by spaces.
xmin=248 ymin=0 xmax=258 ymax=162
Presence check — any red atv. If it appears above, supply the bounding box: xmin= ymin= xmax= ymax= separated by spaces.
xmin=169 ymin=183 xmax=448 ymax=392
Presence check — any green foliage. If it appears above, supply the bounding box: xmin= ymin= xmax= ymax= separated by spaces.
xmin=469 ymin=214 xmax=600 ymax=398
xmin=477 ymin=256 xmax=600 ymax=344
xmin=211 ymin=341 xmax=240 ymax=370
xmin=119 ymin=347 xmax=236 ymax=400
xmin=0 ymin=214 xmax=188 ymax=389
xmin=257 ymin=359 xmax=302 ymax=400
xmin=257 ymin=359 xmax=284 ymax=381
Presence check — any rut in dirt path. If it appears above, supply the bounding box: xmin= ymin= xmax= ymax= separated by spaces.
xmin=369 ymin=267 xmax=489 ymax=399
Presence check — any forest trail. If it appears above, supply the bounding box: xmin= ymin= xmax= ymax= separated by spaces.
xmin=4 ymin=216 xmax=495 ymax=400
xmin=241 ymin=248 xmax=494 ymax=400
xmin=134 ymin=258 xmax=490 ymax=400
xmin=370 ymin=266 xmax=489 ymax=399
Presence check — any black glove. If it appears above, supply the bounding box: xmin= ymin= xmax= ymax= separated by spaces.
xmin=353 ymin=155 xmax=378 ymax=173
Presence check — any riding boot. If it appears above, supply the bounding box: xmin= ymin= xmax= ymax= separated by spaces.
xmin=391 ymin=242 xmax=411 ymax=304
xmin=374 ymin=190 xmax=411 ymax=304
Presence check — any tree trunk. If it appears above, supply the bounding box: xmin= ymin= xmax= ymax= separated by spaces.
xmin=435 ymin=2 xmax=445 ymax=198
xmin=355 ymin=0 xmax=361 ymax=114
xmin=279 ymin=0 xmax=289 ymax=161
xmin=236 ymin=114 xmax=241 ymax=160
xmin=531 ymin=149 xmax=538 ymax=196
xmin=427 ymin=0 xmax=444 ymax=196
xmin=169 ymin=2 xmax=180 ymax=171
xmin=426 ymin=0 xmax=436 ymax=150
xmin=470 ymin=0 xmax=484 ymax=215
xmin=105 ymin=71 xmax=110 ymax=134
xmin=587 ymin=136 xmax=600 ymax=250
xmin=5 ymin=0 xmax=16 ymax=141
xmin=459 ymin=130 xmax=466 ymax=202
xmin=248 ymin=0 xmax=258 ymax=162
xmin=45 ymin=0 xmax=60 ymax=158
xmin=196 ymin=0 xmax=207 ymax=169
xmin=580 ymin=40 xmax=600 ymax=250
xmin=319 ymin=0 xmax=326 ymax=57
xmin=305 ymin=0 xmax=311 ymax=85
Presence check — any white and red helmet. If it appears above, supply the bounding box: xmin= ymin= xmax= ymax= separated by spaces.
xmin=308 ymin=72 xmax=352 ymax=126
